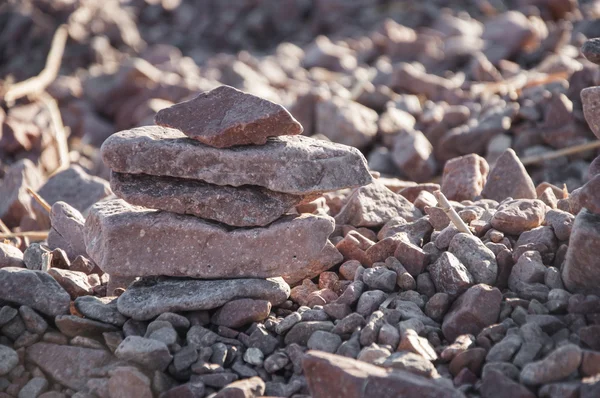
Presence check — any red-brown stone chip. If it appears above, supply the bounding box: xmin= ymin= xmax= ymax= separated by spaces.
xmin=84 ymin=199 xmax=335 ymax=283
xmin=110 ymin=172 xmax=306 ymax=227
xmin=155 ymin=85 xmax=303 ymax=148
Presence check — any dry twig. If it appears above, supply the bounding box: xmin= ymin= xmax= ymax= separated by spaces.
xmin=0 ymin=231 xmax=49 ymax=240
xmin=0 ymin=218 xmax=11 ymax=234
xmin=27 ymin=187 xmax=52 ymax=213
xmin=433 ymin=190 xmax=473 ymax=235
xmin=520 ymin=140 xmax=600 ymax=166
xmin=2 ymin=24 xmax=68 ymax=103
xmin=39 ymin=92 xmax=70 ymax=175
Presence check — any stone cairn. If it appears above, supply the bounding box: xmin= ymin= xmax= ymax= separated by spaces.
xmin=84 ymin=84 xmax=374 ymax=321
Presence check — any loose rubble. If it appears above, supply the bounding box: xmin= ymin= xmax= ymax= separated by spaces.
xmin=1 ymin=1 xmax=600 ymax=397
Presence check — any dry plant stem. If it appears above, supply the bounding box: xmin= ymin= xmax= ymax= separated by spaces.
xmin=433 ymin=190 xmax=473 ymax=235
xmin=39 ymin=92 xmax=70 ymax=175
xmin=2 ymin=24 xmax=68 ymax=103
xmin=0 ymin=218 xmax=11 ymax=234
xmin=520 ymin=140 xmax=600 ymax=166
xmin=0 ymin=231 xmax=49 ymax=240
xmin=27 ymin=187 xmax=52 ymax=213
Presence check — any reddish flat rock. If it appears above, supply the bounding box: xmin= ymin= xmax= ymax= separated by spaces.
xmin=155 ymin=85 xmax=302 ymax=148
xmin=84 ymin=199 xmax=335 ymax=282
xmin=110 ymin=172 xmax=306 ymax=227
xmin=581 ymin=86 xmax=600 ymax=139
xmin=302 ymin=350 xmax=465 ymax=398
xmin=101 ymin=126 xmax=373 ymax=195
xmin=26 ymin=343 xmax=116 ymax=391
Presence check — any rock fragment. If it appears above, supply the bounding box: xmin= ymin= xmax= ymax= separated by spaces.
xmin=482 ymin=149 xmax=536 ymax=202
xmin=562 ymin=209 xmax=600 ymax=295
xmin=85 ymin=199 xmax=334 ymax=283
xmin=110 ymin=172 xmax=305 ymax=227
xmin=155 ymin=85 xmax=302 ymax=148
xmin=101 ymin=126 xmax=373 ymax=195
xmin=117 ymin=276 xmax=289 ymax=320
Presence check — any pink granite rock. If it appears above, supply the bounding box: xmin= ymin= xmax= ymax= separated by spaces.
xmin=481 ymin=149 xmax=536 ymax=202
xmin=154 ymin=85 xmax=302 ymax=148
xmin=335 ymin=180 xmax=422 ymax=228
xmin=84 ymin=199 xmax=335 ymax=283
xmin=441 ymin=154 xmax=489 ymax=202
xmin=562 ymin=209 xmax=600 ymax=295
xmin=211 ymin=299 xmax=271 ymax=328
xmin=111 ymin=172 xmax=305 ymax=227
xmin=315 ymin=96 xmax=378 ymax=150
xmin=102 ymin=126 xmax=373 ymax=195
xmin=391 ymin=130 xmax=437 ymax=183
xmin=490 ymin=199 xmax=546 ymax=235
xmin=442 ymin=284 xmax=502 ymax=342
xmin=0 ymin=159 xmax=43 ymax=228
xmin=581 ymin=86 xmax=600 ymax=139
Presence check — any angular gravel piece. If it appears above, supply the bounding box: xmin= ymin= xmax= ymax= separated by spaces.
xmin=155 ymin=85 xmax=302 ymax=148
xmin=117 ymin=276 xmax=290 ymax=320
xmin=84 ymin=199 xmax=334 ymax=282
xmin=101 ymin=126 xmax=373 ymax=195
xmin=0 ymin=267 xmax=70 ymax=317
xmin=110 ymin=172 xmax=305 ymax=227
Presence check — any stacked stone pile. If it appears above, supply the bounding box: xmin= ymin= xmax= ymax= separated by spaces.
xmin=85 ymin=84 xmax=373 ymax=305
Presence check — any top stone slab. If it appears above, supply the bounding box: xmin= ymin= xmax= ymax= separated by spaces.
xmin=101 ymin=126 xmax=374 ymax=195
xmin=154 ymin=85 xmax=303 ymax=148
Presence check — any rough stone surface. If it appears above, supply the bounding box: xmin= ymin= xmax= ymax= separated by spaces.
xmin=441 ymin=154 xmax=489 ymax=202
xmin=115 ymin=336 xmax=173 ymax=371
xmin=74 ymin=296 xmax=128 ymax=327
xmin=442 ymin=284 xmax=502 ymax=342
xmin=47 ymin=268 xmax=94 ymax=299
xmin=111 ymin=172 xmax=305 ymax=227
xmin=315 ymin=96 xmax=378 ymax=150
xmin=0 ymin=243 xmax=24 ymax=269
xmin=101 ymin=126 xmax=373 ymax=195
xmin=46 ymin=202 xmax=87 ymax=260
xmin=211 ymin=299 xmax=271 ymax=328
xmin=213 ymin=376 xmax=266 ymax=398
xmin=582 ymin=38 xmax=600 ymax=65
xmin=85 ymin=199 xmax=335 ymax=283
xmin=449 ymin=233 xmax=497 ymax=285
xmin=0 ymin=159 xmax=43 ymax=228
xmin=32 ymin=165 xmax=111 ymax=229
xmin=562 ymin=209 xmax=600 ymax=295
xmin=302 ymin=350 xmax=465 ymax=398
xmin=520 ymin=344 xmax=582 ymax=386
xmin=117 ymin=276 xmax=289 ymax=320
xmin=581 ymin=86 xmax=600 ymax=140
xmin=0 ymin=268 xmax=70 ymax=317
xmin=0 ymin=345 xmax=18 ymax=376
xmin=154 ymin=85 xmax=302 ymax=148
xmin=428 ymin=252 xmax=474 ymax=297
xmin=26 ymin=343 xmax=116 ymax=390
xmin=482 ymin=149 xmax=536 ymax=201
xmin=335 ymin=180 xmax=422 ymax=228
xmin=108 ymin=366 xmax=153 ymax=398
xmin=490 ymin=199 xmax=546 ymax=235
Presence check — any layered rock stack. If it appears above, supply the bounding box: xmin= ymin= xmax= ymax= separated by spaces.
xmin=84 ymin=85 xmax=373 ymax=317
xmin=564 ymin=39 xmax=600 ymax=295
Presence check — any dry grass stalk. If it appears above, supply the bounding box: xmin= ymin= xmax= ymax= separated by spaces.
xmin=2 ymin=24 xmax=68 ymax=103
xmin=520 ymin=140 xmax=600 ymax=166
xmin=40 ymin=92 xmax=70 ymax=176
xmin=27 ymin=187 xmax=52 ymax=213
xmin=0 ymin=231 xmax=49 ymax=240
xmin=0 ymin=218 xmax=11 ymax=234
xmin=433 ymin=190 xmax=473 ymax=235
